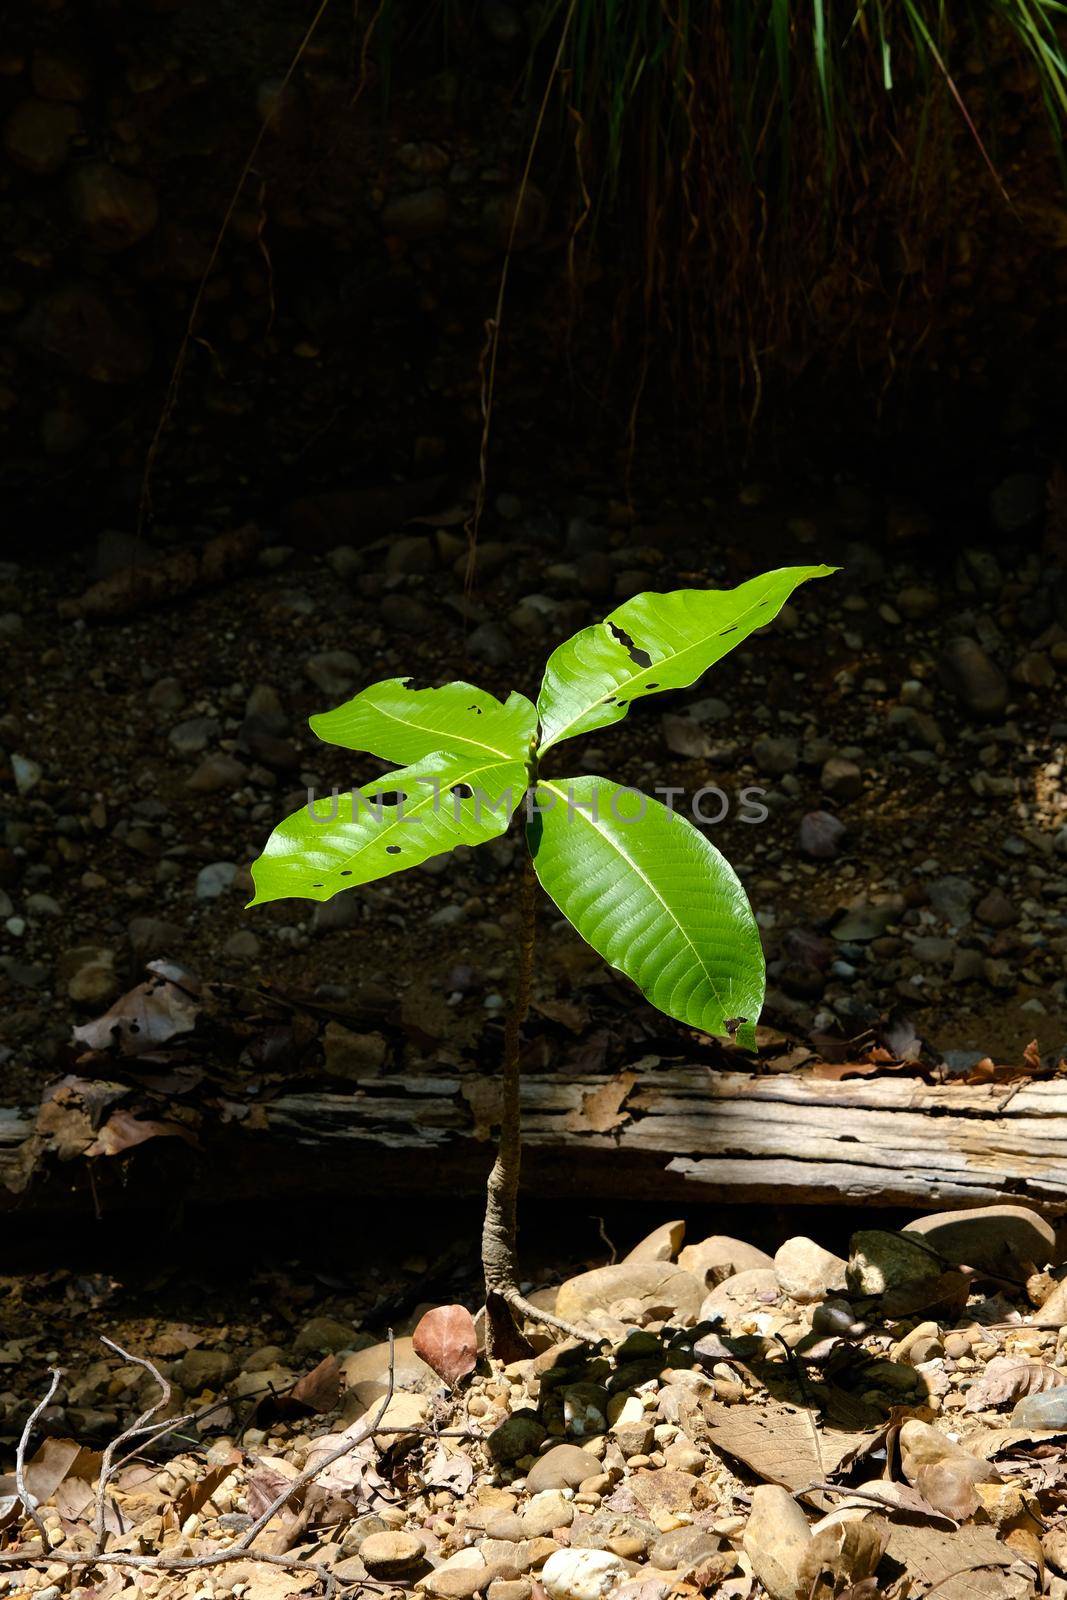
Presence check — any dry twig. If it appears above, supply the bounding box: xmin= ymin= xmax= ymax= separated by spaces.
xmin=237 ymin=1329 xmax=396 ymax=1551
xmin=14 ymin=1366 xmax=63 ymax=1551
xmin=0 ymin=1331 xmax=408 ymax=1597
xmin=94 ymin=1335 xmax=172 ymax=1553
xmin=0 ymin=1545 xmax=346 ymax=1596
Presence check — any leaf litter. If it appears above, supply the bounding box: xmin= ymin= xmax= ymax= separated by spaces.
xmin=5 ymin=1209 xmax=1067 ymax=1600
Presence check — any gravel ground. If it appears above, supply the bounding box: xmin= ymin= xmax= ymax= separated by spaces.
xmin=2 ymin=473 xmax=1066 ymax=1107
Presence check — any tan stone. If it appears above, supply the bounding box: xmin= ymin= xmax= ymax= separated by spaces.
xmin=699 ymin=1268 xmax=781 ymax=1326
xmin=526 ymin=1444 xmax=601 ymax=1493
xmin=360 ymin=1530 xmax=427 ymax=1578
xmin=344 ymin=1389 xmax=429 ymax=1438
xmin=903 ymin=1205 xmax=1057 ymax=1274
xmin=678 ymin=1236 xmax=774 ymax=1287
xmin=341 ymin=1335 xmax=434 ymax=1402
xmin=774 ymin=1237 xmax=848 ymax=1303
xmin=743 ymin=1485 xmax=812 ymax=1600
xmin=623 ymin=1221 xmax=685 ymax=1263
xmin=555 ymin=1263 xmax=703 ymax=1328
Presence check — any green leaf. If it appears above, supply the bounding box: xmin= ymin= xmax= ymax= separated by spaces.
xmin=529 ymin=776 xmax=764 ymax=1047
xmin=310 ymin=678 xmax=537 ymax=766
xmin=248 ymin=751 xmax=527 ymax=906
xmin=536 ymin=565 xmax=836 ymax=753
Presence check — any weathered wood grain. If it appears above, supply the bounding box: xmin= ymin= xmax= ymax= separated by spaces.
xmin=0 ymin=1107 xmax=33 ymax=1192
xmin=221 ymin=1067 xmax=1067 ymax=1212
xmin=5 ymin=1066 xmax=1067 ymax=1213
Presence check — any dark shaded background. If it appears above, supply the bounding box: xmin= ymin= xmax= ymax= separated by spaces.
xmin=2 ymin=0 xmax=1066 ymax=549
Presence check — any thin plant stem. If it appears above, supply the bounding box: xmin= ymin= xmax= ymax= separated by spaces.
xmin=480 ymin=855 xmax=592 ymax=1351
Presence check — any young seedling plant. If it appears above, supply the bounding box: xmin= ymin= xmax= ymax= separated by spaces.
xmin=249 ymin=564 xmax=834 ymax=1354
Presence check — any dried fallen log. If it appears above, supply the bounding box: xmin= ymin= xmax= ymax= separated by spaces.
xmin=246 ymin=1068 xmax=1067 ymax=1213
xmin=5 ymin=1064 xmax=1067 ymax=1217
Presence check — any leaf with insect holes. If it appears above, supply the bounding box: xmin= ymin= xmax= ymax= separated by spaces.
xmin=536 ymin=566 xmax=836 ymax=753
xmin=412 ymin=1304 xmax=479 ymax=1388
xmin=247 ymin=751 xmax=527 ymax=906
xmin=529 ymin=777 xmax=765 ymax=1047
xmin=310 ymin=677 xmax=537 ymax=766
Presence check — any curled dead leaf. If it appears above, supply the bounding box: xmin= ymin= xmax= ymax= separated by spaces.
xmin=287 ymin=1355 xmax=343 ymax=1415
xmin=797 ymin=1515 xmax=890 ymax=1600
xmin=86 ymin=1109 xmax=199 ymax=1157
xmin=833 ymin=1480 xmax=956 ymax=1527
xmin=963 ymin=1357 xmax=1067 ymax=1413
xmin=72 ymin=965 xmax=200 ymax=1057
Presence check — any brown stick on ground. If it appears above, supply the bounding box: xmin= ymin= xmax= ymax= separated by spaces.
xmin=480 ymin=856 xmax=594 ymax=1354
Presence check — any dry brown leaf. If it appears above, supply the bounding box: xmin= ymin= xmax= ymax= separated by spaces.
xmin=86 ymin=1109 xmax=199 ymax=1157
xmin=532 ymin=999 xmax=587 ymax=1033
xmin=246 ymin=1461 xmax=300 ymax=1521
xmin=703 ymin=1398 xmax=871 ymax=1492
xmin=412 ymin=1304 xmax=478 ymax=1388
xmin=54 ymin=1475 xmax=96 ymax=1523
xmin=808 ymin=1060 xmax=889 ymax=1081
xmin=834 ymin=1480 xmax=956 ymax=1527
xmin=174 ymin=1459 xmax=238 ymax=1524
xmin=968 ymin=1423 xmax=1067 ymax=1457
xmin=797 ymin=1515 xmax=890 ymax=1600
xmin=912 ymin=1461 xmax=983 ymax=1523
xmin=72 ymin=967 xmax=200 ymax=1056
xmin=306 ymin=1432 xmax=396 ymax=1506
xmin=565 ymin=1072 xmax=637 ymax=1134
xmin=883 ymin=1521 xmax=1036 ymax=1600
xmin=1003 ymin=1526 xmax=1044 ymax=1588
xmin=33 ymin=1078 xmax=127 ymax=1158
xmin=899 ymin=1419 xmax=1000 ymax=1522
xmin=423 ymin=1444 xmax=475 ymax=1497
xmin=1022 ymin=1039 xmax=1042 ymax=1071
xmin=763 ymin=1045 xmax=816 ymax=1072
xmin=243 ymin=1459 xmax=306 ymax=1554
xmin=963 ymin=1357 xmax=1067 ymax=1412
xmin=23 ymin=1437 xmax=82 ymax=1503
xmin=288 ymin=1355 xmax=343 ymax=1414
